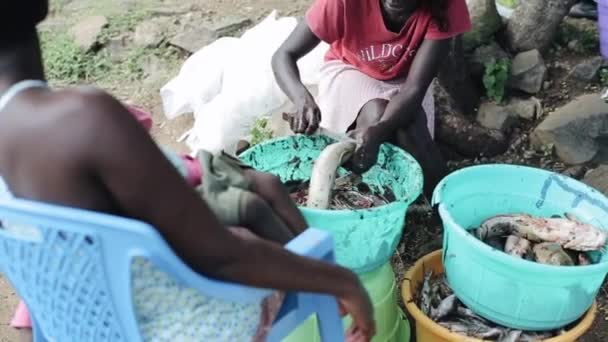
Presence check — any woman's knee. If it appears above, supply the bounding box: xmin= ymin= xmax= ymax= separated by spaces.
xmin=356 ymin=99 xmax=388 ymax=129
xmin=246 ymin=171 xmax=285 ymax=202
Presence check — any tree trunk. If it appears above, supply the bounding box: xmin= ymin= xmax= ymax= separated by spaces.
xmin=437 ymin=37 xmax=481 ymax=116
xmin=504 ymin=0 xmax=578 ymax=53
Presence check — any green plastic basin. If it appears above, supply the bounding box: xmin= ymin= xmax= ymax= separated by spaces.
xmin=432 ymin=164 xmax=608 ymax=331
xmin=239 ymin=135 xmax=423 ymax=273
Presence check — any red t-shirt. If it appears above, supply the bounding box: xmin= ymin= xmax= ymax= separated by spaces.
xmin=306 ymin=0 xmax=472 ymax=80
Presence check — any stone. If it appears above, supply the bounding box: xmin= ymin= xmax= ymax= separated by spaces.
xmin=69 ymin=15 xmax=108 ymax=51
xmin=141 ymin=55 xmax=166 ymax=85
xmin=569 ymin=57 xmax=603 ymax=82
xmin=105 ymin=35 xmax=130 ymax=63
xmin=211 ymin=16 xmax=252 ymax=37
xmin=468 ymin=42 xmax=510 ymax=80
xmin=583 ymin=165 xmax=608 ymax=195
xmin=509 ymin=97 xmax=542 ymax=120
xmin=562 ymin=165 xmax=587 ymax=180
xmin=463 ymin=0 xmax=503 ymax=51
xmin=509 ymin=50 xmax=547 ymax=94
xmin=476 ymin=98 xmax=541 ymax=130
xmin=169 ymin=26 xmax=217 ymax=53
xmin=531 ymin=94 xmax=608 ymax=165
xmin=169 ymin=16 xmax=251 ymax=53
xmin=134 ymin=18 xmax=169 ymax=47
xmin=476 ymin=101 xmax=519 ymax=131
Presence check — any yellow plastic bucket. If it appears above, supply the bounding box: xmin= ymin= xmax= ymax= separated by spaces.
xmin=283 ymin=261 xmax=411 ymax=342
xmin=401 ymin=250 xmax=597 ymax=342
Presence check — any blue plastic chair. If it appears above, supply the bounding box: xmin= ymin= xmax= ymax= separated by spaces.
xmin=0 ymin=197 xmax=345 ymax=342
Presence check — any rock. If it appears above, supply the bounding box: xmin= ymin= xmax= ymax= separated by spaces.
xmin=509 ymin=50 xmax=547 ymax=94
xmin=468 ymin=42 xmax=510 ymax=80
xmin=169 ymin=16 xmax=251 ymax=53
xmin=562 ymin=165 xmax=587 ymax=180
xmin=583 ymin=165 xmax=608 ymax=195
xmin=569 ymin=57 xmax=603 ymax=82
xmin=170 ymin=27 xmax=217 ymax=53
xmin=69 ymin=15 xmax=108 ymax=51
xmin=477 ymin=98 xmax=541 ymax=130
xmin=477 ymin=102 xmax=519 ymax=131
xmin=105 ymin=35 xmax=131 ymax=63
xmin=134 ymin=18 xmax=169 ymax=47
xmin=211 ymin=16 xmax=252 ymax=37
xmin=531 ymin=94 xmax=608 ymax=165
xmin=463 ymin=0 xmax=503 ymax=51
xmin=509 ymin=97 xmax=542 ymax=120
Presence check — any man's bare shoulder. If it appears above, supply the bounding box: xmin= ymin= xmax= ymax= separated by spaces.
xmin=43 ymin=86 xmax=145 ymax=159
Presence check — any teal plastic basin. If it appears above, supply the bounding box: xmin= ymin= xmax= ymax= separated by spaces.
xmin=240 ymin=135 xmax=423 ymax=273
xmin=432 ymin=164 xmax=608 ymax=331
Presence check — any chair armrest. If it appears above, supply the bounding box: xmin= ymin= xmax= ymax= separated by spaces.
xmin=285 ymin=228 xmax=335 ymax=263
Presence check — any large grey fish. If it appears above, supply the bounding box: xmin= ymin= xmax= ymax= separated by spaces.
xmin=480 ymin=214 xmax=607 ymax=251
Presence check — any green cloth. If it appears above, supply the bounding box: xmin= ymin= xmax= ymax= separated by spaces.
xmin=195 ymin=150 xmax=253 ymax=226
xmin=162 ymin=148 xmax=252 ymax=226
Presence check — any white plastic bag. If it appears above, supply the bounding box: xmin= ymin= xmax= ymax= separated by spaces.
xmin=180 ymin=11 xmax=328 ymax=155
xmin=160 ymin=37 xmax=240 ymax=119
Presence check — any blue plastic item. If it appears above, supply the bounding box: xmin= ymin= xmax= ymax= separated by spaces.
xmin=0 ymin=197 xmax=344 ymax=342
xmin=432 ymin=164 xmax=608 ymax=331
xmin=240 ymin=135 xmax=423 ymax=273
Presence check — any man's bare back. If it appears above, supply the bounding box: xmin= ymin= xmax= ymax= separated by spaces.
xmin=0 ymin=87 xmax=128 ymax=213
xmin=0 ymin=1 xmax=376 ymax=339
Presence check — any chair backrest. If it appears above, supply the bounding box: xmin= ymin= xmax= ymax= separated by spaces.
xmin=0 ymin=197 xmax=274 ymax=342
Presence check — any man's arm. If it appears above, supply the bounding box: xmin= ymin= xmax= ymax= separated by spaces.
xmin=373 ymin=39 xmax=450 ymax=141
xmin=77 ymin=90 xmax=360 ymax=295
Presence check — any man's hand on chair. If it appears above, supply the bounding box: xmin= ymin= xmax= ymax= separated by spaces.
xmin=338 ymin=277 xmax=376 ymax=341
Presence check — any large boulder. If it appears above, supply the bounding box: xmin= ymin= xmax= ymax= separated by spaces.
xmin=531 ymin=94 xmax=608 ymax=165
xmin=463 ymin=0 xmax=503 ymax=51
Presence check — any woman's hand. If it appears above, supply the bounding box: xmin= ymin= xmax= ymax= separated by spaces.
xmin=347 ymin=125 xmax=385 ymax=174
xmin=338 ymin=277 xmax=376 ymax=341
xmin=282 ymin=95 xmax=321 ymax=135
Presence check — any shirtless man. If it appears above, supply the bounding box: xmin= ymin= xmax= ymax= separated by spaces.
xmin=0 ymin=1 xmax=375 ymax=340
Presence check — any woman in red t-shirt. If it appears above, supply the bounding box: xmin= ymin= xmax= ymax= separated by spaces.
xmin=272 ymin=0 xmax=471 ymax=199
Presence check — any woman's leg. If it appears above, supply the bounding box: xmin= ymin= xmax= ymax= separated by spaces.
xmin=244 ymin=170 xmax=308 ymax=236
xmin=239 ymin=190 xmax=295 ymax=245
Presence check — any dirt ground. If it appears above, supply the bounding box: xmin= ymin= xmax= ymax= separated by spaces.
xmin=0 ymin=0 xmax=607 ymax=341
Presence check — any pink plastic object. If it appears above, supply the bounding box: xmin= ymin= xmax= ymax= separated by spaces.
xmin=126 ymin=105 xmax=154 ymax=132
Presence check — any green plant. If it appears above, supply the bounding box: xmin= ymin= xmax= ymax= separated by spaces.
xmin=483 ymin=58 xmax=511 ymax=104
xmin=99 ymin=11 xmax=148 ymax=44
xmin=250 ymin=118 xmax=274 ymax=146
xmin=41 ymin=31 xmax=110 ymax=83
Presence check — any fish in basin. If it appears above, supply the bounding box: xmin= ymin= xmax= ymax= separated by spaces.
xmin=476 ymin=213 xmax=607 ymax=252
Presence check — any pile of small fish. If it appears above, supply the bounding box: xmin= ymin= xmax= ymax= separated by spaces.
xmin=417 ymin=272 xmax=572 ymax=341
xmin=471 ymin=213 xmax=608 ymax=266
xmin=288 ymin=174 xmax=394 ymax=210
